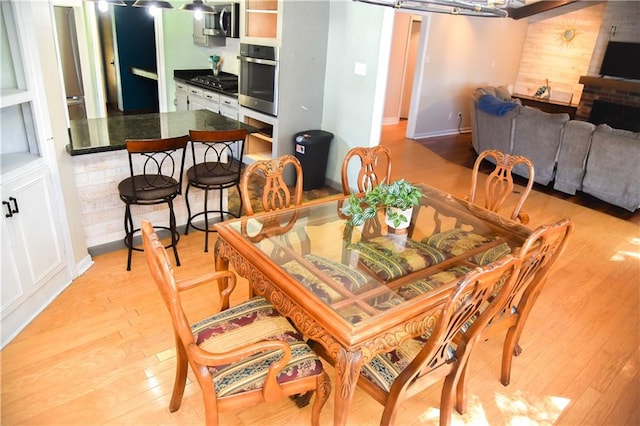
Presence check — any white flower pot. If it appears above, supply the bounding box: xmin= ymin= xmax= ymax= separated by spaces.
xmin=385 ymin=206 xmax=413 ymax=232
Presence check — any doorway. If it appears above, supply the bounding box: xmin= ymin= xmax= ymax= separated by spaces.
xmin=383 ymin=13 xmax=421 ymax=126
xmin=53 ymin=6 xmax=87 ymax=120
xmin=96 ymin=5 xmax=159 ymax=115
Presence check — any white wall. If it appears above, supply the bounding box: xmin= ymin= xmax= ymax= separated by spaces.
xmin=409 ymin=13 xmax=528 ymax=139
xmin=37 ymin=2 xmax=91 ymax=272
xmin=160 ymin=7 xmax=241 ymax=112
xmin=321 ymin=0 xmax=393 ymax=188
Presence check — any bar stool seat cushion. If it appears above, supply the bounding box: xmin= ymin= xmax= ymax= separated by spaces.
xmin=118 ymin=175 xmax=180 ymax=201
xmin=187 ymin=161 xmax=242 ymax=186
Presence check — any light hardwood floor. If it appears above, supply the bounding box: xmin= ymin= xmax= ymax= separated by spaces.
xmin=2 ymin=124 xmax=639 ymax=425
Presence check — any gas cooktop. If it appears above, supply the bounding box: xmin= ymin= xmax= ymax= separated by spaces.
xmin=189 ymin=74 xmax=238 ymax=92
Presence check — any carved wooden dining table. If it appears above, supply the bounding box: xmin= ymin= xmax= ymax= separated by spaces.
xmin=214 ymin=183 xmax=532 ymax=425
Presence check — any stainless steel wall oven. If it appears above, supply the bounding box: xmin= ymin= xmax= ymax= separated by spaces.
xmin=238 ymin=43 xmax=279 ymax=117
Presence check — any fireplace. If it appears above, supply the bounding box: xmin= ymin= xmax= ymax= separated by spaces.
xmin=589 ymin=100 xmax=640 ymax=132
xmin=577 ymin=76 xmax=640 ymax=131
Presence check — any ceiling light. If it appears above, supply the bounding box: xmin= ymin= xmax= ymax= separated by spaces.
xmin=180 ymin=0 xmax=216 ymax=15
xmin=132 ymin=0 xmax=174 ymax=9
xmin=353 ymin=0 xmax=512 ymax=18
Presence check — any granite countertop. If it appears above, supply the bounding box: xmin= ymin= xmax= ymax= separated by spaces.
xmin=67 ymin=109 xmax=258 ymax=156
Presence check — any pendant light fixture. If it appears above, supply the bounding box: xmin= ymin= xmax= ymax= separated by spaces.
xmin=180 ymin=0 xmax=215 ymax=21
xmin=132 ymin=0 xmax=174 ymax=9
xmin=180 ymin=0 xmax=215 ymax=14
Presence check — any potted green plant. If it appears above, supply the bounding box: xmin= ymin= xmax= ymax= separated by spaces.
xmin=341 ymin=179 xmax=423 ymax=230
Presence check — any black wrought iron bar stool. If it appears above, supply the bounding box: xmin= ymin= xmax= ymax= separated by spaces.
xmin=118 ymin=135 xmax=188 ymax=271
xmin=184 ymin=128 xmax=247 ymax=252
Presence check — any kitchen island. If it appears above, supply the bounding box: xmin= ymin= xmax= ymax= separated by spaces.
xmin=67 ymin=110 xmax=258 ymax=254
xmin=67 ymin=109 xmax=255 ymax=155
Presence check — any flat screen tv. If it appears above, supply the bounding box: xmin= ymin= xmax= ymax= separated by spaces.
xmin=599 ymin=42 xmax=640 ymax=80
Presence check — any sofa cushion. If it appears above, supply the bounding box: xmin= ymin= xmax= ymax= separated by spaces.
xmin=582 ymin=124 xmax=640 ymax=211
xmin=494 ymin=85 xmax=512 ymax=101
xmin=512 ymin=106 xmax=570 ymax=185
xmin=554 ymin=120 xmax=596 ymax=194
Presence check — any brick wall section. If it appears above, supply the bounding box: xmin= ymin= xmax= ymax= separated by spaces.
xmin=576 ymin=78 xmax=640 ymax=121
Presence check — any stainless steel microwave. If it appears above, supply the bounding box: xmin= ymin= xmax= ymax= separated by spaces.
xmin=201 ymin=3 xmax=239 ymax=39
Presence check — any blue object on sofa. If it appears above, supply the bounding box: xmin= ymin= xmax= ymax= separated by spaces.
xmin=477 ymin=94 xmax=518 ymax=116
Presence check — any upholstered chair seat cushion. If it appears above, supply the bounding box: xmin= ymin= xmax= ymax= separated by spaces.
xmin=191 ymin=296 xmax=323 ymax=397
xmin=349 ymin=236 xmax=447 ymax=281
xmin=423 ymin=229 xmax=512 ymax=266
xmin=395 ymin=266 xmax=472 ymax=302
xmin=361 ymin=331 xmax=454 ymax=393
xmin=281 ymin=255 xmax=370 ymax=304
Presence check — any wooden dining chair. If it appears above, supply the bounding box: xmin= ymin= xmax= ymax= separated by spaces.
xmin=341 ymin=145 xmax=392 ymax=195
xmin=357 ymin=255 xmax=522 ymax=426
xmin=118 ymin=135 xmax=188 ymax=271
xmin=469 ymin=149 xmax=535 ymax=224
xmin=454 ymin=218 xmax=573 ymax=413
xmin=141 ymin=220 xmax=330 ymax=426
xmin=184 ymin=128 xmax=247 ymax=252
xmin=240 ymin=154 xmax=303 ymax=216
xmin=240 ymin=155 xmax=309 ymax=261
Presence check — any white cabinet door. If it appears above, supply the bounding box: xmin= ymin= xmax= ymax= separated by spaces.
xmin=204 ymin=90 xmax=220 ymax=113
xmin=1 ymin=163 xmax=66 ymax=318
xmin=187 ymin=85 xmax=205 ymax=110
xmin=219 ymin=94 xmax=239 ymax=119
xmin=176 ymin=82 xmax=188 ymax=111
xmin=1 ymin=218 xmax=24 ymax=313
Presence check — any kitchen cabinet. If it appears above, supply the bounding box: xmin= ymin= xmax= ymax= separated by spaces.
xmin=219 ymin=94 xmax=239 ymax=119
xmin=238 ymin=1 xmax=328 ymax=171
xmin=176 ymin=82 xmax=188 ymax=111
xmin=1 ymin=161 xmax=69 ymax=341
xmin=1 ymin=1 xmax=75 ymax=348
xmin=242 ymin=0 xmax=279 ymax=43
xmin=175 ymin=81 xmax=238 ymax=119
xmin=203 ymin=90 xmax=220 ymax=113
xmin=239 ymin=107 xmax=276 ymax=162
xmin=187 ymin=85 xmax=206 ymax=110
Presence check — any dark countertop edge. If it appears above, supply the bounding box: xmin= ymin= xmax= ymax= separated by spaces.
xmin=66 ymin=143 xmax=126 ymax=156
xmin=65 ymin=109 xmax=260 ymax=156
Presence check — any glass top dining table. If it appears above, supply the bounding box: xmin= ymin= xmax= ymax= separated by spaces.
xmin=214 ymin=183 xmax=532 ymax=425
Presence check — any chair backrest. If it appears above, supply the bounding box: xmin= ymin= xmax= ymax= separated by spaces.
xmin=393 ymin=255 xmax=521 ymax=392
xmin=493 ymin=217 xmax=573 ymax=323
xmin=141 ymin=220 xmax=195 ymax=348
xmin=240 ymin=155 xmax=303 ymax=216
xmin=125 ymin=135 xmax=188 ymax=201
xmin=469 ymin=149 xmax=534 ymax=224
xmin=188 ymin=129 xmax=247 ymax=181
xmin=341 ymin=146 xmax=392 ymax=195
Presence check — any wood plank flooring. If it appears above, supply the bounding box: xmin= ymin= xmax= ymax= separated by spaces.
xmin=2 ymin=123 xmax=639 ymax=425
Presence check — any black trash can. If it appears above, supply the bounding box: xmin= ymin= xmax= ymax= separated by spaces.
xmin=294 ymin=130 xmax=334 ymax=191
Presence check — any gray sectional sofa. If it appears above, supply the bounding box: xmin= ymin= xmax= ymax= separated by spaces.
xmin=470 ymin=86 xmax=640 ymax=212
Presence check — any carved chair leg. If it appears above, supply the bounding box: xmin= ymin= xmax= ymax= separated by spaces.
xmin=169 ymin=336 xmax=189 ymax=412
xmin=455 ymin=361 xmax=471 ymax=414
xmin=310 ymin=371 xmax=331 ymax=426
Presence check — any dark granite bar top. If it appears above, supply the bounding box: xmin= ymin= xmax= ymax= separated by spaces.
xmin=67 ymin=109 xmax=258 ymax=156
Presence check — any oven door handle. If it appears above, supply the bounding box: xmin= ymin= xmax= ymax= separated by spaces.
xmin=237 ymin=56 xmax=278 ymax=66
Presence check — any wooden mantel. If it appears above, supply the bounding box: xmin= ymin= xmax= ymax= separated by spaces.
xmin=579 ymin=76 xmax=640 ymax=92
